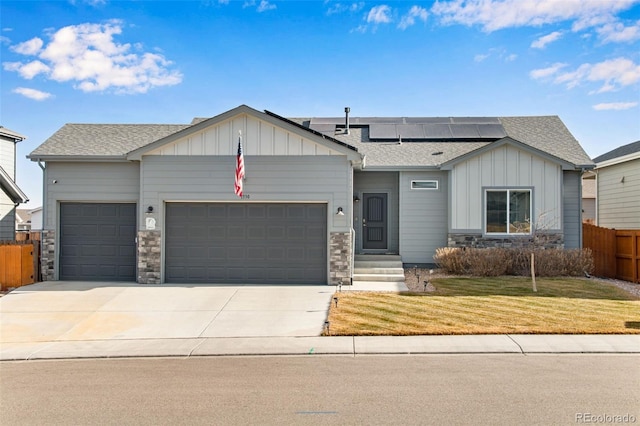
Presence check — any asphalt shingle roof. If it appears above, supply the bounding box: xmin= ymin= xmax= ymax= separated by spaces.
xmin=29 ymin=111 xmax=594 ymax=169
xmin=29 ymin=123 xmax=190 ymax=158
xmin=592 ymin=140 xmax=640 ymax=163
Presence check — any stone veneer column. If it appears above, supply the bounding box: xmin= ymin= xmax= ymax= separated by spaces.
xmin=329 ymin=231 xmax=352 ymax=286
xmin=41 ymin=229 xmax=56 ymax=281
xmin=137 ymin=230 xmax=161 ymax=284
xmin=447 ymin=233 xmax=564 ymax=249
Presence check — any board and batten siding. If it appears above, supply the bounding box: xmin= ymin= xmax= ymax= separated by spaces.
xmin=597 ymin=159 xmax=640 ymax=229
xmin=353 ymin=171 xmax=399 ymax=253
xmin=146 ymin=114 xmax=346 ymax=157
xmin=399 ymin=171 xmax=448 ymax=264
xmin=563 ymin=170 xmax=582 ymax=248
xmin=450 ymin=145 xmax=562 ymax=231
xmin=0 ymin=138 xmax=16 ymax=177
xmin=141 ymin=155 xmax=352 ymax=232
xmin=43 ymin=162 xmax=140 ymax=229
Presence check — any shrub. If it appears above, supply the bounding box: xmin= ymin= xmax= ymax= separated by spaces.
xmin=434 ymin=247 xmax=467 ymax=275
xmin=434 ymin=247 xmax=594 ymax=278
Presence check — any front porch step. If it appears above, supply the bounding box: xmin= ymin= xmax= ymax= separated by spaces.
xmin=352 ymin=254 xmax=406 ymax=285
xmin=353 ymin=273 xmax=406 ymax=282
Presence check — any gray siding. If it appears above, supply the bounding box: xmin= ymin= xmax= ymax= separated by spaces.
xmin=597 ymin=159 xmax=640 ymax=229
xmin=399 ymin=171 xmax=448 ymax=264
xmin=353 ymin=171 xmax=399 ymax=253
xmin=44 ymin=162 xmax=140 ymax=229
xmin=0 ymin=196 xmax=16 ymax=240
xmin=141 ymin=155 xmax=351 ymax=232
xmin=563 ymin=170 xmax=581 ymax=248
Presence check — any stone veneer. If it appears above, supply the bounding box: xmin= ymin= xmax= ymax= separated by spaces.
xmin=137 ymin=230 xmax=161 ymax=284
xmin=448 ymin=233 xmax=564 ymax=249
xmin=329 ymin=231 xmax=352 ymax=286
xmin=41 ymin=229 xmax=56 ymax=281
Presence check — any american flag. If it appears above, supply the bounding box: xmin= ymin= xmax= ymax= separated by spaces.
xmin=234 ymin=134 xmax=245 ymax=197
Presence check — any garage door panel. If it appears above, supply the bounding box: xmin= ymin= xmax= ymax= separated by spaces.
xmin=166 ymin=203 xmax=327 ymax=284
xmin=60 ymin=203 xmax=136 ymax=281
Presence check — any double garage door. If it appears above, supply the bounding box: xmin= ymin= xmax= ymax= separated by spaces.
xmin=165 ymin=203 xmax=327 ymax=284
xmin=59 ymin=202 xmax=327 ymax=284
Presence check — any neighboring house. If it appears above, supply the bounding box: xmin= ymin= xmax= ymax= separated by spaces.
xmin=28 ymin=105 xmax=594 ymax=284
xmin=592 ymin=140 xmax=640 ymax=229
xmin=581 ymin=171 xmax=596 ymax=224
xmin=29 ymin=206 xmax=43 ymax=231
xmin=0 ymin=126 xmax=29 ymax=240
xmin=15 ymin=208 xmax=32 ymax=232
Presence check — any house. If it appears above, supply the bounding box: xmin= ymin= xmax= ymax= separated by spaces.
xmin=29 ymin=206 xmax=43 ymax=232
xmin=581 ymin=171 xmax=596 ymax=224
xmin=28 ymin=105 xmax=594 ymax=284
xmin=0 ymin=126 xmax=29 ymax=240
xmin=592 ymin=140 xmax=640 ymax=229
xmin=15 ymin=208 xmax=32 ymax=232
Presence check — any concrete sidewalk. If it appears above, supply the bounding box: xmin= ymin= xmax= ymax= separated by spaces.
xmin=2 ymin=335 xmax=640 ymax=361
xmin=1 ymin=281 xmax=639 ymax=361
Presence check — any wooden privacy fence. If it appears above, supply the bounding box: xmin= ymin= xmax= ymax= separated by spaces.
xmin=583 ymin=224 xmax=640 ymax=284
xmin=0 ymin=240 xmax=40 ymax=291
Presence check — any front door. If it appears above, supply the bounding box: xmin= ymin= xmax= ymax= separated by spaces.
xmin=363 ymin=193 xmax=387 ymax=250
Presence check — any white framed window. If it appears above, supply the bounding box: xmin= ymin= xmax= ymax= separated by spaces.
xmin=411 ymin=180 xmax=439 ymax=190
xmin=485 ymin=189 xmax=532 ymax=234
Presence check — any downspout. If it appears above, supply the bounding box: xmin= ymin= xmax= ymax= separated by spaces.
xmin=37 ymin=160 xmax=46 ymax=279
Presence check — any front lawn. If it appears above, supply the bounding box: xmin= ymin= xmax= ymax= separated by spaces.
xmin=325 ymin=277 xmax=640 ymax=335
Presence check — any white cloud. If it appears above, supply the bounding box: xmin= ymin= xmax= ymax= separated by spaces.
xmin=13 ymin=87 xmax=53 ymax=101
xmin=0 ymin=36 xmax=11 ymax=45
xmin=10 ymin=37 xmax=44 ymax=55
xmin=531 ymin=31 xmax=563 ymax=49
xmin=3 ymin=21 xmax=182 ymax=94
xmin=257 ymin=0 xmax=276 ymax=12
xmin=326 ymin=2 xmax=364 ymax=15
xmin=474 ymin=53 xmax=489 ymax=62
xmin=592 ymin=102 xmax=638 ymax=110
xmin=367 ymin=5 xmax=392 ymax=24
xmin=532 ymin=58 xmax=640 ymax=93
xmin=474 ymin=47 xmax=517 ymax=63
xmin=398 ymin=5 xmax=428 ymax=30
xmin=529 ymin=62 xmax=567 ymax=79
xmin=597 ymin=19 xmax=640 ymax=43
xmin=431 ymin=0 xmax=637 ymax=35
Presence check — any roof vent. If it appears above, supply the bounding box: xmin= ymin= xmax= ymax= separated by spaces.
xmin=344 ymin=107 xmax=350 ymax=135
xmin=432 ymin=151 xmax=443 ymax=156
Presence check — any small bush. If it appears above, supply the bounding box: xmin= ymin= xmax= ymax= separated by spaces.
xmin=466 ymin=248 xmax=510 ymax=277
xmin=434 ymin=247 xmax=594 ymax=277
xmin=434 ymin=247 xmax=467 ymax=275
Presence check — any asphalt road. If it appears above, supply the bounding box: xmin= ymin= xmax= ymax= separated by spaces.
xmin=1 ymin=355 xmax=638 ymax=425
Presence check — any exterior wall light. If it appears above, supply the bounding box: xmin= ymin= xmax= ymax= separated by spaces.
xmin=336 ymin=207 xmax=345 ymax=216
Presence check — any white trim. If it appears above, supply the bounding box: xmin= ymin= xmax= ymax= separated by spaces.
xmin=484 ymin=188 xmax=532 ymax=235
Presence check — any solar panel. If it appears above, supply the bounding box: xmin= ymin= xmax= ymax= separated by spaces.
xmin=451 ymin=124 xmax=482 ymax=139
xmin=477 ymin=124 xmax=507 ymax=138
xmin=369 ymin=124 xmax=398 ymax=139
xmin=396 ymin=124 xmax=425 ymax=139
xmin=308 ymin=123 xmax=336 ymax=134
xmin=423 ymin=124 xmax=453 ymax=139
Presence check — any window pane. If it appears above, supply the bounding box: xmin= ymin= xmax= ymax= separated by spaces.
xmin=411 ymin=180 xmax=438 ymax=190
xmin=509 ymin=191 xmax=531 ymax=233
xmin=486 ymin=191 xmax=507 ymax=233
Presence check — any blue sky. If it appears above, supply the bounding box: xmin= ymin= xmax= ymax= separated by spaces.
xmin=2 ymin=0 xmax=639 ymax=207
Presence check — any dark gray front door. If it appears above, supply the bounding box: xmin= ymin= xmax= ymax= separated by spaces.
xmin=59 ymin=203 xmax=136 ymax=281
xmin=363 ymin=193 xmax=387 ymax=250
xmin=165 ymin=203 xmax=327 ymax=284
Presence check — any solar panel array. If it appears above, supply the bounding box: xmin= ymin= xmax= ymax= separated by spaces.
xmin=308 ymin=117 xmax=507 ymax=141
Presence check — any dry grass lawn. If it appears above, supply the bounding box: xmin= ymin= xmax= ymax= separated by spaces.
xmin=325 ymin=277 xmax=640 ymax=335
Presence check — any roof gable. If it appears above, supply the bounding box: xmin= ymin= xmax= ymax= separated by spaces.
xmin=440 ymin=137 xmax=577 ymax=170
xmin=127 ymin=105 xmax=360 ymax=161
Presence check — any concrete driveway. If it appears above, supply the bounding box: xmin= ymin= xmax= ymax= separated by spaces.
xmin=0 ymin=282 xmax=335 ymax=343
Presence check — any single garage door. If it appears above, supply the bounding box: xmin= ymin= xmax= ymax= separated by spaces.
xmin=59 ymin=203 xmax=136 ymax=281
xmin=165 ymin=203 xmax=327 ymax=284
